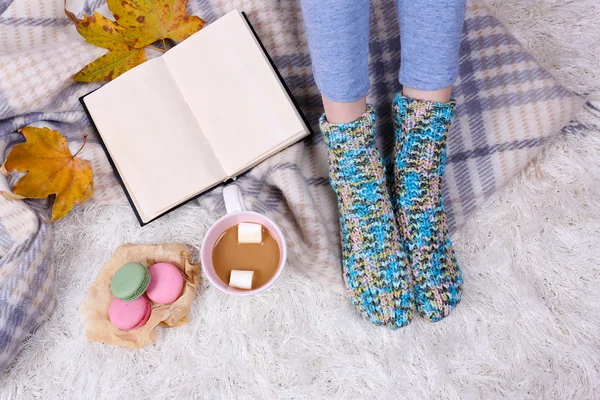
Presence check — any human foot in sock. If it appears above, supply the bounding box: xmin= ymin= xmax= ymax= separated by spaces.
xmin=321 ymin=106 xmax=414 ymax=328
xmin=391 ymin=93 xmax=462 ymax=322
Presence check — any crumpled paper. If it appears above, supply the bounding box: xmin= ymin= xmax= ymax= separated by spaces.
xmin=80 ymin=243 xmax=201 ymax=348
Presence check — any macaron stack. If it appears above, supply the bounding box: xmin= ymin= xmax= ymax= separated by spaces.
xmin=108 ymin=262 xmax=185 ymax=331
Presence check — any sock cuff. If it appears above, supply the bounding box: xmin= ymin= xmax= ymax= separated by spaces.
xmin=320 ymin=105 xmax=376 ymax=150
xmin=393 ymin=93 xmax=456 ymax=139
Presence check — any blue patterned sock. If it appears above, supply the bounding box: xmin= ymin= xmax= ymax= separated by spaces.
xmin=391 ymin=93 xmax=463 ymax=322
xmin=321 ymin=106 xmax=414 ymax=328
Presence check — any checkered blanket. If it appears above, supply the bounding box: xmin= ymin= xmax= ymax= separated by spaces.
xmin=0 ymin=0 xmax=583 ymax=372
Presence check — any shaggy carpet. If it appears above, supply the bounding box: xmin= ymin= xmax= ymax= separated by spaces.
xmin=1 ymin=0 xmax=599 ymax=398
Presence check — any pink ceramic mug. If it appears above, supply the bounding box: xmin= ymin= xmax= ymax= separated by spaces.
xmin=200 ymin=184 xmax=287 ymax=296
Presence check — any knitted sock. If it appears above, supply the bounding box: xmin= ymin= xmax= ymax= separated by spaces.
xmin=321 ymin=106 xmax=414 ymax=328
xmin=391 ymin=93 xmax=462 ymax=322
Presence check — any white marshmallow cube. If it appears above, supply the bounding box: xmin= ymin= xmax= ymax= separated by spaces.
xmin=229 ymin=270 xmax=254 ymax=290
xmin=238 ymin=223 xmax=262 ymax=244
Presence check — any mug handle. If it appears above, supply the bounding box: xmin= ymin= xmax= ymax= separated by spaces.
xmin=223 ymin=184 xmax=246 ymax=214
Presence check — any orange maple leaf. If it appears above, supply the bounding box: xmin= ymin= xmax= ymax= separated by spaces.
xmin=1 ymin=127 xmax=94 ymax=221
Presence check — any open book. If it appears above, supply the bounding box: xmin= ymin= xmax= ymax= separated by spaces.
xmin=82 ymin=10 xmax=311 ymax=225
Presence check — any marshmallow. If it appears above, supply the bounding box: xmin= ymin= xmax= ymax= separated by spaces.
xmin=238 ymin=223 xmax=262 ymax=244
xmin=229 ymin=270 xmax=254 ymax=290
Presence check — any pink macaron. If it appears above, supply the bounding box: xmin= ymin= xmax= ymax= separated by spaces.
xmin=108 ymin=296 xmax=151 ymax=331
xmin=145 ymin=262 xmax=185 ymax=304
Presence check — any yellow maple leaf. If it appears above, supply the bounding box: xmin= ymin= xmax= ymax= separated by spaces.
xmin=74 ymin=47 xmax=146 ymax=82
xmin=66 ymin=11 xmax=136 ymax=49
xmin=108 ymin=0 xmax=206 ymax=47
xmin=68 ymin=0 xmax=205 ymax=82
xmin=1 ymin=127 xmax=94 ymax=221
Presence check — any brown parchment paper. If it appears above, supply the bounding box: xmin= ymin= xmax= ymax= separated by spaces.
xmin=79 ymin=243 xmax=201 ymax=348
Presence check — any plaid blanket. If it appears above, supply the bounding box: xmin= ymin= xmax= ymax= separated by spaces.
xmin=0 ymin=0 xmax=583 ymax=372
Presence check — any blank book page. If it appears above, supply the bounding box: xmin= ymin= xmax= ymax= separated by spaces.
xmin=84 ymin=58 xmax=226 ymax=222
xmin=164 ymin=10 xmax=306 ymax=176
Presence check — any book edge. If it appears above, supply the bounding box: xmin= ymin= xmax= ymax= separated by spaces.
xmin=240 ymin=11 xmax=314 ymax=139
xmin=225 ymin=12 xmax=314 ymax=178
xmin=79 ymin=93 xmax=148 ymax=226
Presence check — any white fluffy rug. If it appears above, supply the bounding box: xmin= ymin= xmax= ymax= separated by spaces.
xmin=1 ymin=1 xmax=600 ymax=398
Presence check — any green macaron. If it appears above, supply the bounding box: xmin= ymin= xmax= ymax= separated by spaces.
xmin=110 ymin=262 xmax=151 ymax=301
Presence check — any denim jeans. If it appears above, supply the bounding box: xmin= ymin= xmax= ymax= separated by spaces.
xmin=300 ymin=0 xmax=467 ymax=102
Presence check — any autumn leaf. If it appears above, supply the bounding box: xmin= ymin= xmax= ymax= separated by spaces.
xmin=107 ymin=0 xmax=205 ymax=46
xmin=1 ymin=127 xmax=94 ymax=221
xmin=66 ymin=11 xmax=136 ymax=49
xmin=68 ymin=0 xmax=205 ymax=82
xmin=67 ymin=10 xmax=147 ymax=82
xmin=74 ymin=47 xmax=146 ymax=82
